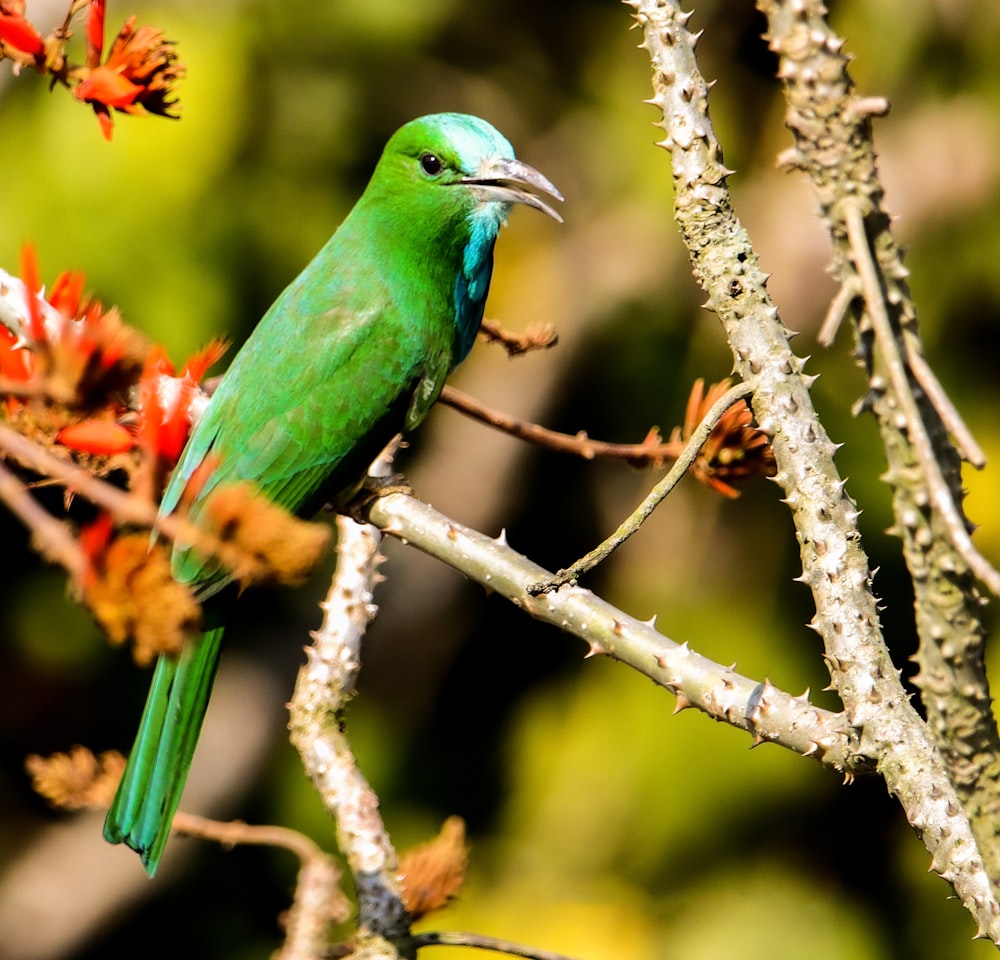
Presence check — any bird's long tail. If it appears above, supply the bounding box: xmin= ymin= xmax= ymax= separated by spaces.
xmin=104 ymin=625 xmax=225 ymax=876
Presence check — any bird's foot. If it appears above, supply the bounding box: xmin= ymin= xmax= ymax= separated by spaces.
xmin=341 ymin=472 xmax=414 ymax=523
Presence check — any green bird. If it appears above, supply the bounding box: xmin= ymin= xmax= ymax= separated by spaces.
xmin=104 ymin=113 xmax=562 ymax=875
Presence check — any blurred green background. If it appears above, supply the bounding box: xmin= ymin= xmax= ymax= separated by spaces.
xmin=1 ymin=0 xmax=999 ymax=957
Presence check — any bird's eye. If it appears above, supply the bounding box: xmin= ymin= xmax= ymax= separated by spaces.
xmin=419 ymin=153 xmax=443 ymax=176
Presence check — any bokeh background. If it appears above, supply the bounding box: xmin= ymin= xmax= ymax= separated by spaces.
xmin=1 ymin=1 xmax=999 ymax=957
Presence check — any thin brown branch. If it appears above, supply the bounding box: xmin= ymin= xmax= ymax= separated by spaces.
xmin=478 ymin=318 xmax=558 ymax=356
xmin=0 ymin=423 xmax=313 ymax=586
xmin=412 ymin=931 xmax=581 ymax=960
xmin=171 ymin=813 xmax=349 ymax=960
xmin=172 ymin=812 xmax=325 ymax=863
xmin=0 ymin=379 xmax=55 ymax=398
xmin=0 ymin=422 xmax=159 ymax=525
xmin=0 ymin=457 xmax=87 ymax=579
xmin=438 ymin=385 xmax=681 ymax=465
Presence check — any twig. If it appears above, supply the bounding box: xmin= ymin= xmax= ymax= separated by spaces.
xmin=438 ymin=385 xmax=680 ymax=465
xmin=0 ymin=423 xmax=272 ymax=575
xmin=530 ymin=382 xmax=752 ymax=593
xmin=171 ymin=812 xmax=326 ymax=861
xmin=412 ymin=931 xmax=580 ymax=960
xmin=902 ymin=329 xmax=987 ymax=469
xmin=170 ymin=813 xmax=348 ymax=960
xmin=0 ymin=422 xmax=159 ymax=524
xmin=479 ymin=318 xmax=558 ymax=356
xmin=0 ymin=457 xmax=87 ymax=579
xmin=817 ymin=277 xmax=860 ymax=347
xmin=844 ymin=204 xmax=1000 ymax=595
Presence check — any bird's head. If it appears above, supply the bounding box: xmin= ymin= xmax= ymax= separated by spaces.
xmin=367 ymin=112 xmax=563 ymax=231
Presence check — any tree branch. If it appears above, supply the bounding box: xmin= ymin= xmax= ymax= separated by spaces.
xmin=759 ymin=0 xmax=1000 ymax=900
xmin=365 ymin=490 xmax=865 ymax=774
xmin=287 ymin=509 xmax=411 ymax=957
xmin=626 ymin=0 xmax=1000 ymax=940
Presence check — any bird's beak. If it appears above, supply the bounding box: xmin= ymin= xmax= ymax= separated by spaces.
xmin=461 ymin=156 xmax=564 ymax=223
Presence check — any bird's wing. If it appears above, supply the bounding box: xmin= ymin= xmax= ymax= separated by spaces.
xmin=163 ymin=283 xmax=452 ymax=595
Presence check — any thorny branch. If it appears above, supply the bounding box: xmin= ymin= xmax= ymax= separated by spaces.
xmin=759 ymin=0 xmax=1000 ymax=905
xmin=287 ymin=505 xmax=411 ymax=956
xmin=366 ymin=490 xmax=866 ymax=774
xmin=626 ymin=0 xmax=1000 ymax=942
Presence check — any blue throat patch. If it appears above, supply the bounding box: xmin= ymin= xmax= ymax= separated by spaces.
xmin=453 ymin=213 xmax=501 ymax=362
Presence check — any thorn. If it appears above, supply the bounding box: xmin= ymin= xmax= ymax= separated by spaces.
xmin=494 ymin=528 xmax=508 ymax=546
xmin=850 ymin=96 xmax=891 ymax=120
xmin=673 ymin=693 xmax=692 ymax=714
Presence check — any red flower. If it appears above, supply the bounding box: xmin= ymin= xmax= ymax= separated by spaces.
xmin=74 ymin=7 xmax=184 ymax=141
xmin=138 ymin=339 xmax=226 ymax=467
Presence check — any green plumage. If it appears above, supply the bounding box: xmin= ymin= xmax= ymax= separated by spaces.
xmin=104 ymin=113 xmax=561 ymax=874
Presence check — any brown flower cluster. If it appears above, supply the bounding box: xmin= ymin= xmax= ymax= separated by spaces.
xmin=399 ymin=816 xmax=469 ymax=921
xmin=79 ymin=515 xmax=201 ymax=665
xmin=674 ymin=378 xmax=776 ymax=498
xmin=0 ymin=0 xmax=183 ymax=140
xmin=25 ymin=745 xmax=125 ymax=811
xmin=200 ymin=483 xmax=333 ymax=592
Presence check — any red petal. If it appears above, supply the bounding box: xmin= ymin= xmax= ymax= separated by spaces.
xmin=57 ymin=420 xmax=136 ymax=455
xmin=181 ymin=338 xmax=228 ymax=382
xmin=79 ymin=513 xmax=115 ymax=583
xmin=19 ymin=243 xmax=46 ymax=342
xmin=48 ymin=270 xmax=86 ymax=317
xmin=75 ymin=66 xmax=142 ymax=109
xmin=0 ymin=14 xmax=45 ymax=57
xmin=85 ymin=0 xmax=105 ymax=67
xmin=0 ymin=325 xmax=34 ymax=381
xmin=158 ymin=379 xmax=194 ymax=462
